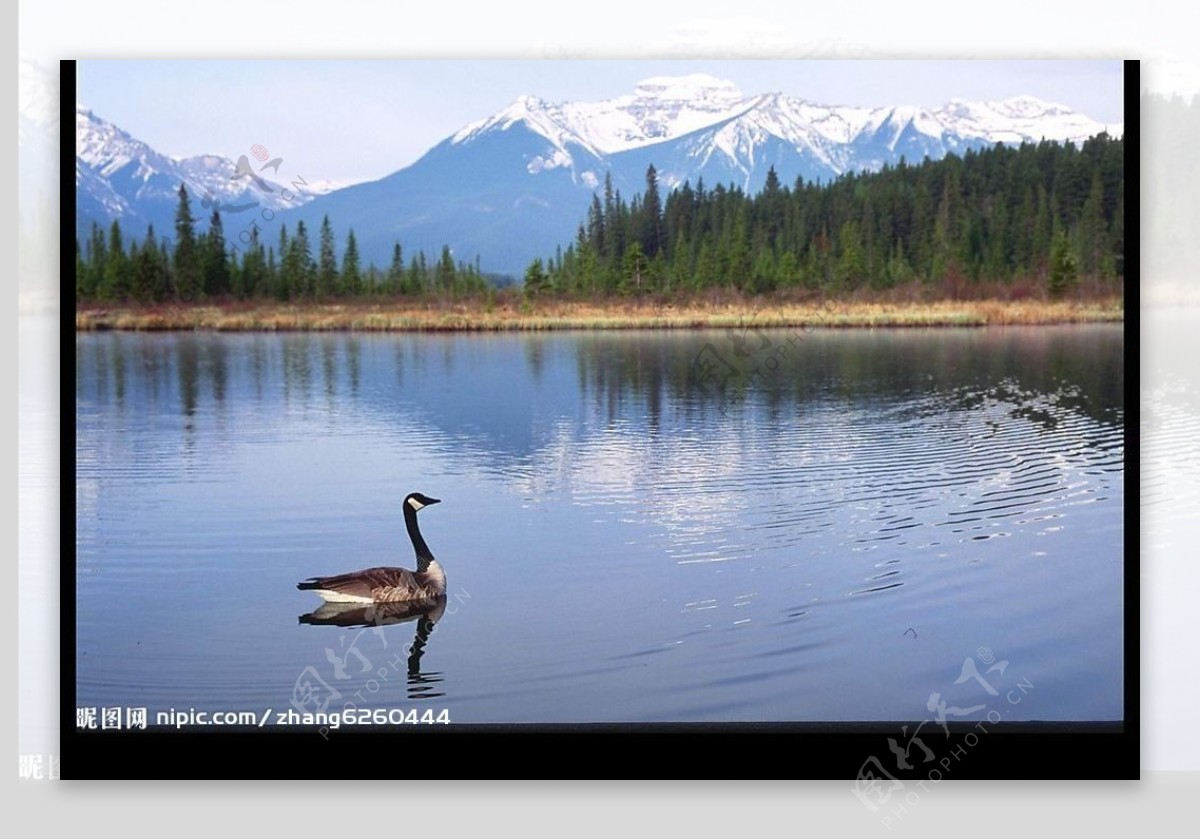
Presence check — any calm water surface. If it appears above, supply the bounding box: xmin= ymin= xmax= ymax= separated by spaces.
xmin=75 ymin=326 xmax=1124 ymax=723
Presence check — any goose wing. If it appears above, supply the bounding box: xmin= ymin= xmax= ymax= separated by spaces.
xmin=298 ymin=566 xmax=426 ymax=601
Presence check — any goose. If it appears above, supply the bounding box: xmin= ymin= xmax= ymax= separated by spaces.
xmin=297 ymin=492 xmax=446 ymax=603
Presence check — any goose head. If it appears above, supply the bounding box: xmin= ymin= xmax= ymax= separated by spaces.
xmin=404 ymin=492 xmax=441 ymax=512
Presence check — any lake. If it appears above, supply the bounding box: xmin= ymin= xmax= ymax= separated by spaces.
xmin=74 ymin=325 xmax=1124 ymax=724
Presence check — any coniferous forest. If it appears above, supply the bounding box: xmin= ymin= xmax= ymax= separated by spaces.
xmin=76 ymin=134 xmax=1123 ymax=306
xmin=75 ymin=185 xmax=493 ymax=304
xmin=530 ymin=133 xmax=1123 ymax=299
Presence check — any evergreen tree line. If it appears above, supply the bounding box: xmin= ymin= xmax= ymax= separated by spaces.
xmin=527 ymin=134 xmax=1124 ymax=297
xmin=76 ymin=184 xmax=491 ymax=303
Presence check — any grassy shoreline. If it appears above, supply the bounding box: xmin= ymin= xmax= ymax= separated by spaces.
xmin=75 ymin=297 xmax=1124 ymax=332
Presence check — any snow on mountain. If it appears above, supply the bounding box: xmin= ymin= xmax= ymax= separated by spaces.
xmin=77 ymin=106 xmax=295 ymax=210
xmin=74 ymin=106 xmax=329 ymax=240
xmin=450 ymin=74 xmax=763 ymax=190
xmin=453 ymin=94 xmax=597 ymax=159
xmin=930 ymin=95 xmax=1122 ymax=145
xmin=446 ymin=75 xmax=1119 ymax=199
xmin=77 ymin=105 xmax=174 ymax=181
xmin=559 ymin=73 xmax=752 ymax=153
xmin=453 ymin=73 xmax=752 ymax=158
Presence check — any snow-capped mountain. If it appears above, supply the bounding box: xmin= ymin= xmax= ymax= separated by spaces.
xmin=75 ymin=106 xmax=334 ymax=242
xmin=77 ymin=73 xmax=1121 ymax=275
xmin=453 ymin=74 xmax=751 ymax=159
xmin=448 ymin=74 xmax=1120 ymax=192
xmin=277 ymin=75 xmax=1119 ymax=274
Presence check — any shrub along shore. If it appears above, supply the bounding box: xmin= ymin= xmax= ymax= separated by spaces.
xmin=75 ymin=294 xmax=1123 ymax=332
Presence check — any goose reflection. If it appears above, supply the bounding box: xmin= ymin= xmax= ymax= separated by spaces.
xmin=298 ymin=597 xmax=447 ymax=700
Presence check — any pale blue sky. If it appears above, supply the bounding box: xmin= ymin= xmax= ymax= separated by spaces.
xmin=77 ymin=59 xmax=1125 ymax=184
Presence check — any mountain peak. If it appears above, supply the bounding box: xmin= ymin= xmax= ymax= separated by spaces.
xmin=510 ymin=93 xmax=548 ymax=112
xmin=451 ymin=92 xmax=573 ymax=148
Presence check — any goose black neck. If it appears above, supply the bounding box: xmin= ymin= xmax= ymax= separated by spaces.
xmin=404 ymin=504 xmax=436 ymax=571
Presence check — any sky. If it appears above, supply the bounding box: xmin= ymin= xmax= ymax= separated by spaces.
xmin=75 ymin=59 xmax=1126 ymax=186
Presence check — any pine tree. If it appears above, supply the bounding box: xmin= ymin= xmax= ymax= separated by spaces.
xmin=641 ymin=165 xmax=664 ymax=259
xmin=760 ymin=166 xmax=784 ymax=247
xmin=273 ymin=226 xmax=289 ymax=299
xmin=282 ymin=220 xmax=313 ymax=299
xmin=523 ymin=257 xmax=548 ymax=298
xmin=317 ymin=215 xmax=338 ymax=297
xmin=236 ymin=225 xmax=264 ymax=299
xmin=296 ymin=220 xmax=315 ymax=297
xmin=693 ymin=241 xmax=716 ymax=291
xmin=910 ymin=173 xmax=933 ymax=278
xmin=364 ymin=265 xmax=382 ymax=296
xmin=387 ymin=242 xmax=404 ymax=296
xmin=132 ymin=224 xmax=164 ymax=302
xmin=1048 ymin=228 xmax=1078 ymax=298
xmin=587 ymin=193 xmax=605 ymax=256
xmin=1078 ymin=170 xmax=1107 ymax=277
xmin=203 ymin=209 xmax=230 ymax=297
xmin=266 ymin=245 xmax=278 ymax=298
xmin=751 ymin=248 xmax=777 ymax=294
xmin=884 ymin=239 xmax=911 ymax=288
xmin=620 ymin=241 xmax=646 ymax=295
xmin=159 ymin=240 xmax=174 ymax=299
xmin=1032 ymin=185 xmax=1052 ymax=278
xmin=100 ymin=220 xmax=127 ymax=301
xmin=777 ymin=250 xmax=800 ymax=289
xmin=84 ymin=222 xmax=106 ymax=299
xmin=726 ymin=212 xmax=750 ymax=291
xmin=930 ymin=176 xmax=955 ymax=283
xmin=75 ymin=237 xmax=88 ymax=300
xmin=435 ymin=244 xmax=455 ymax=295
xmin=406 ymin=255 xmax=423 ymax=296
xmin=173 ymin=184 xmax=202 ymax=301
xmin=341 ymin=230 xmax=362 ymax=296
xmin=602 ymin=172 xmax=623 ymax=271
xmin=1111 ymin=180 xmax=1124 ymax=278
xmin=835 ymin=219 xmax=865 ymax=290
xmin=1013 ymin=187 xmax=1036 ymax=276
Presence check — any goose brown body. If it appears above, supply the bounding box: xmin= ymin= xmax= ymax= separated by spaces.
xmin=297 ymin=492 xmax=446 ymax=604
xmin=297 ymin=563 xmax=446 ymax=603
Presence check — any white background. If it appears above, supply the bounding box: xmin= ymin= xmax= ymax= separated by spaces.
xmin=11 ymin=1 xmax=1197 ymax=835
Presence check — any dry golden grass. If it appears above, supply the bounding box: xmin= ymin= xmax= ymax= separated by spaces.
xmin=75 ymin=296 xmax=1124 ymax=333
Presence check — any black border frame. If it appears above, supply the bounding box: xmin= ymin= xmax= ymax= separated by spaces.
xmin=59 ymin=59 xmax=1140 ymax=780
